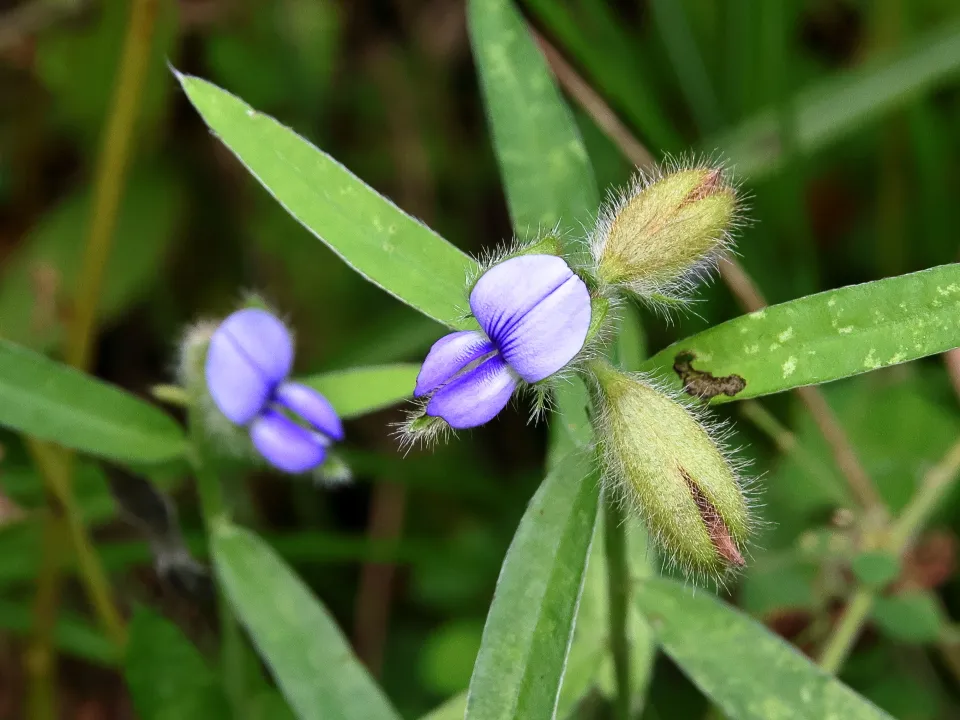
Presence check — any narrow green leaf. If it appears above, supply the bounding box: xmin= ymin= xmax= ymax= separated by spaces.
xmin=634 ymin=577 xmax=894 ymax=720
xmin=125 ymin=607 xmax=230 ymax=720
xmin=641 ymin=265 xmax=960 ymax=403
xmin=0 ymin=340 xmax=186 ymax=463
xmin=298 ymin=364 xmax=418 ymax=419
xmin=468 ymin=0 xmax=598 ymax=244
xmin=466 ymin=451 xmax=600 ymax=719
xmin=719 ymin=21 xmax=960 ymax=178
xmin=174 ymin=71 xmax=475 ymax=328
xmin=212 ymin=523 xmax=401 ymax=720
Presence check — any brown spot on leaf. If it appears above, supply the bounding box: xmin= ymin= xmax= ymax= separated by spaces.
xmin=673 ymin=351 xmax=746 ymax=399
xmin=680 ymin=466 xmax=745 ymax=568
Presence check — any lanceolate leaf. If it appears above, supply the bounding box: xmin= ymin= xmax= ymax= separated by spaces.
xmin=465 ymin=451 xmax=600 ymax=719
xmin=175 ymin=71 xmax=476 ymax=329
xmin=468 ymin=0 xmax=598 ymax=247
xmin=125 ymin=607 xmax=230 ymax=720
xmin=212 ymin=523 xmax=401 ymax=720
xmin=634 ymin=578 xmax=894 ymax=720
xmin=0 ymin=340 xmax=186 ymax=463
xmin=641 ymin=265 xmax=960 ymax=403
xmin=298 ymin=364 xmax=419 ymax=419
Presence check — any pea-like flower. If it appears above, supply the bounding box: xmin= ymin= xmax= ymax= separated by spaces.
xmin=205 ymin=308 xmax=343 ymax=473
xmin=414 ymin=254 xmax=591 ymax=429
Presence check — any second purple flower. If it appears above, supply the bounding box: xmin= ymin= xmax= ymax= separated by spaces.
xmin=414 ymin=254 xmax=592 ymax=429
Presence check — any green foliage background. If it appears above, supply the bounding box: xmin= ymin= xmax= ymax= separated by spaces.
xmin=1 ymin=0 xmax=960 ymax=717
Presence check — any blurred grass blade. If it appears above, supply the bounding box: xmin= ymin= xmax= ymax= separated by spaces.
xmin=634 ymin=578 xmax=895 ymax=720
xmin=298 ymin=364 xmax=419 ymax=419
xmin=641 ymin=264 xmax=960 ymax=403
xmin=468 ymin=0 xmax=598 ymax=246
xmin=0 ymin=340 xmax=185 ymax=463
xmin=522 ymin=0 xmax=682 ymax=152
xmin=125 ymin=607 xmax=230 ymax=720
xmin=720 ymin=20 xmax=960 ymax=178
xmin=212 ymin=523 xmax=402 ymax=720
xmin=0 ymin=170 xmax=184 ymax=351
xmin=174 ymin=71 xmax=476 ymax=329
xmin=465 ymin=451 xmax=600 ymax=719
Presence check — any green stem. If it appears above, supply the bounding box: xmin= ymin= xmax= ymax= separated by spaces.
xmin=817 ymin=589 xmax=874 ymax=673
xmin=603 ymin=490 xmax=631 ymax=720
xmin=27 ymin=511 xmax=65 ymax=720
xmin=818 ymin=438 xmax=960 ymax=672
xmin=188 ymin=416 xmax=247 ymax=719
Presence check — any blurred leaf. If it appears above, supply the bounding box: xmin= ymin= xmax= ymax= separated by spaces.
xmin=249 ymin=691 xmax=298 ymax=720
xmin=852 ymin=551 xmax=901 ymax=588
xmin=634 ymin=577 xmax=894 ymax=720
xmin=212 ymin=523 xmax=401 ymax=720
xmin=719 ymin=20 xmax=960 ymax=178
xmin=175 ymin=72 xmax=475 ymax=329
xmin=299 ymin=364 xmax=418 ymax=419
xmin=420 ymin=620 xmax=484 ymax=695
xmin=465 ymin=450 xmax=600 ymax=719
xmin=642 ymin=264 xmax=960 ymax=403
xmin=468 ymin=0 xmax=598 ymax=247
xmin=871 ymin=592 xmax=943 ymax=644
xmin=753 ymin=371 xmax=960 ymax=554
xmin=0 ymin=340 xmax=185 ymax=463
xmin=0 ymin=170 xmax=184 ymax=350
xmin=0 ymin=598 xmax=116 ymax=666
xmin=125 ymin=606 xmax=230 ymax=720
xmin=34 ymin=0 xmax=179 ymax=146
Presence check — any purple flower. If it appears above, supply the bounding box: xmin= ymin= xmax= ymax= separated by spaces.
xmin=415 ymin=254 xmax=591 ymax=429
xmin=205 ymin=308 xmax=343 ymax=473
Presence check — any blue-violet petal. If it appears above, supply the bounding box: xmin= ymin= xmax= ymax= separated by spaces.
xmin=205 ymin=309 xmax=294 ymax=424
xmin=496 ymin=274 xmax=591 ymax=382
xmin=414 ymin=330 xmax=494 ymax=397
xmin=425 ymin=355 xmax=518 ymax=429
xmin=275 ymin=382 xmax=344 ymax=441
xmin=469 ymin=255 xmax=574 ymax=343
xmin=250 ymin=409 xmax=329 ymax=474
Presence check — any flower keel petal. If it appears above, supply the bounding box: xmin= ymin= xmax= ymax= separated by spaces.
xmin=426 ymin=355 xmax=518 ymax=429
xmin=250 ymin=409 xmax=329 ymax=473
xmin=470 ymin=255 xmax=573 ymax=341
xmin=497 ymin=273 xmax=591 ymax=382
xmin=275 ymin=382 xmax=344 ymax=441
xmin=415 ymin=331 xmax=494 ymax=397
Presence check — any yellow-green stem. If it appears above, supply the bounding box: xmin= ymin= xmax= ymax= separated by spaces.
xmin=28 ymin=2 xmax=160 ymax=712
xmin=66 ymin=0 xmax=161 ymax=369
xmin=818 ymin=438 xmax=960 ymax=672
xmin=188 ymin=416 xmax=247 ymax=719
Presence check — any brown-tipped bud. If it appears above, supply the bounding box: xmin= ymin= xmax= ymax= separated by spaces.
xmin=589 ymin=360 xmax=751 ymax=579
xmin=591 ymin=165 xmax=737 ymax=302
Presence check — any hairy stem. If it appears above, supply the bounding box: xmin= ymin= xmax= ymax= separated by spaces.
xmin=603 ymin=492 xmax=632 ymax=720
xmin=188 ymin=417 xmax=247 ymax=718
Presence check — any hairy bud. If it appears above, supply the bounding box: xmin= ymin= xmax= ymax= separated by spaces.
xmin=589 ymin=360 xmax=751 ymax=580
xmin=591 ymin=163 xmax=737 ymax=303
